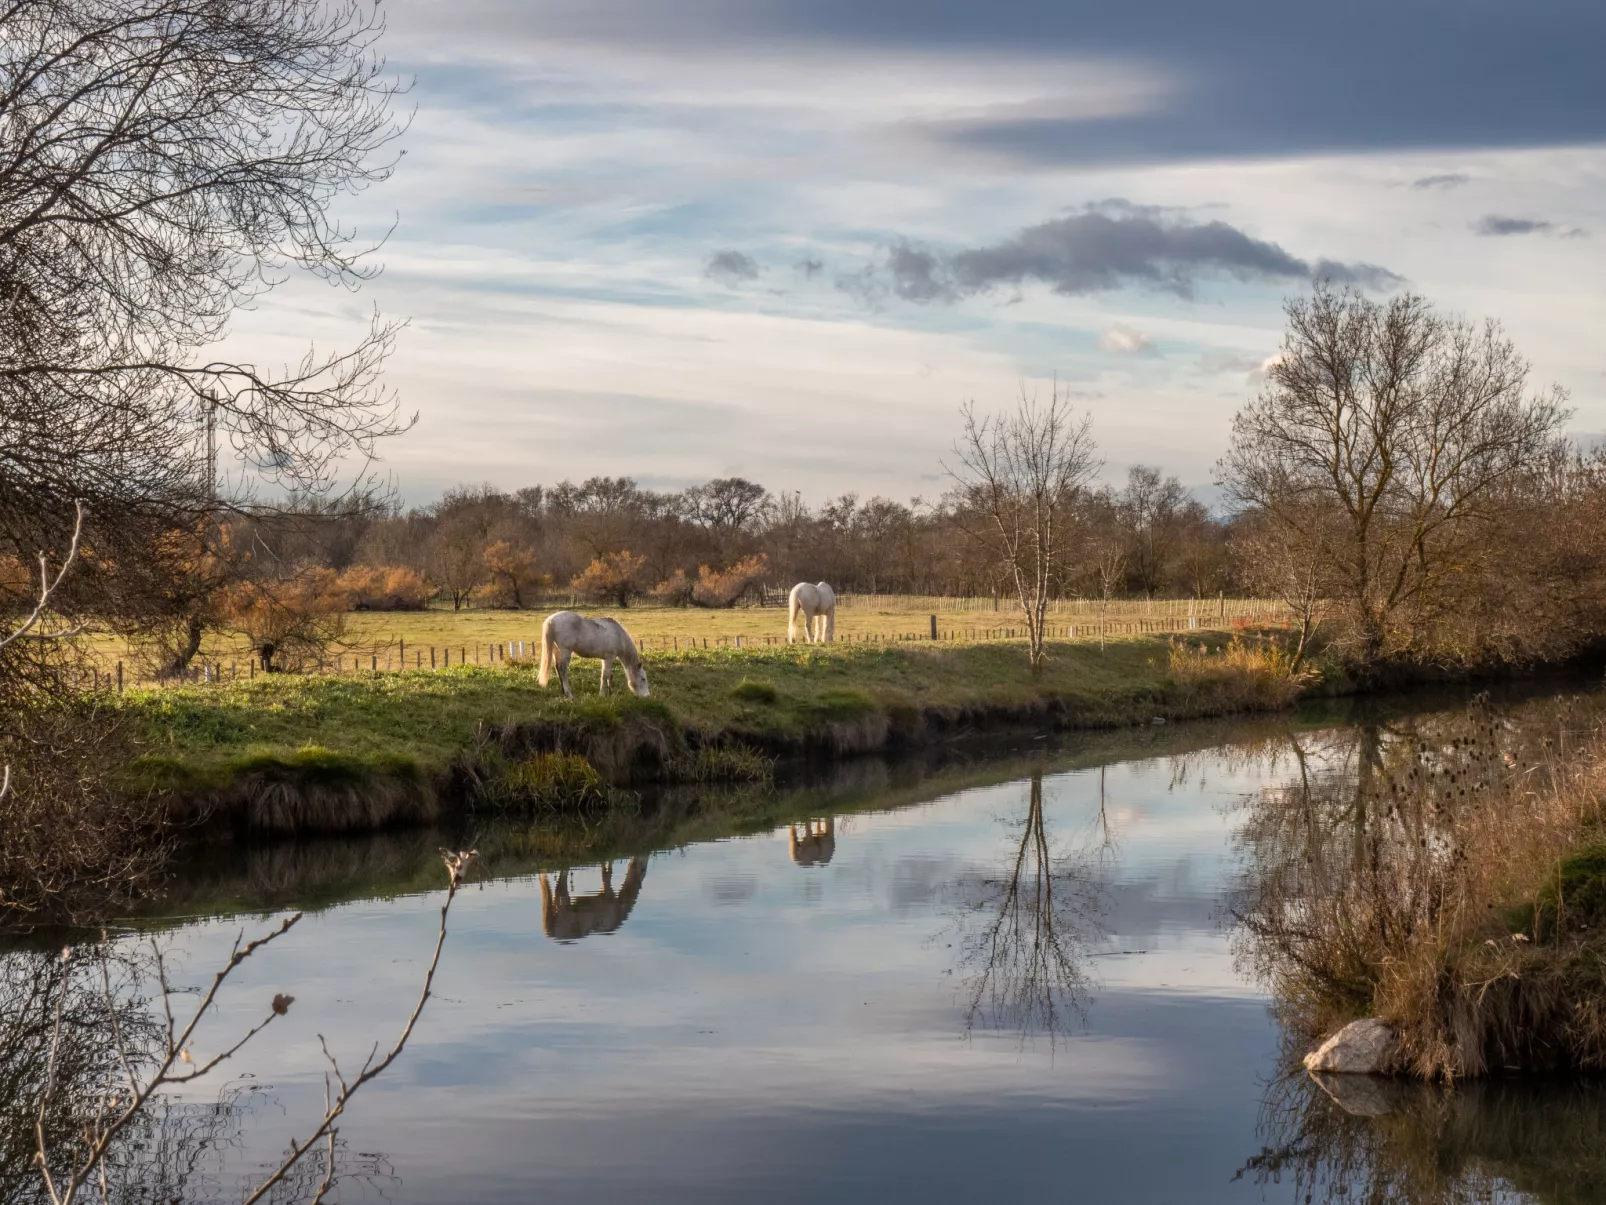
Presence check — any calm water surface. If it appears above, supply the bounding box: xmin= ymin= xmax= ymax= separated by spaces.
xmin=46 ymin=690 xmax=1606 ymax=1203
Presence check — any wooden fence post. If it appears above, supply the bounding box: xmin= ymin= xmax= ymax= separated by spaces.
xmin=929 ymin=614 xmax=937 ymax=640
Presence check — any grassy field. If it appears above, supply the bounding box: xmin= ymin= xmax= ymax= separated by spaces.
xmin=113 ymin=630 xmax=1309 ymax=826
xmin=83 ymin=596 xmax=1288 ymax=685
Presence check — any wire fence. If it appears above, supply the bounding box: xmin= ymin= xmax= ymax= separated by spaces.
xmin=75 ymin=597 xmax=1292 ymax=692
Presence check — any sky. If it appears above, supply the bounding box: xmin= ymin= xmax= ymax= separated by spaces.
xmin=238 ymin=0 xmax=1606 ymax=506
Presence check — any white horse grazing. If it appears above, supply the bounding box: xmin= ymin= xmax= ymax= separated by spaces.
xmin=787 ymin=581 xmax=836 ymax=643
xmin=538 ymin=610 xmax=650 ymax=698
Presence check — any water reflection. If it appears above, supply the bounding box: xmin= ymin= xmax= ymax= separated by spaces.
xmin=0 ymin=946 xmax=391 ymax=1203
xmin=539 ymin=858 xmax=649 ymax=942
xmin=5 ymin=684 xmax=1603 ymax=1202
xmin=788 ymin=818 xmax=836 ymax=867
xmin=946 ymin=771 xmax=1103 ymax=1041
xmin=1244 ymin=1071 xmax=1606 ymax=1205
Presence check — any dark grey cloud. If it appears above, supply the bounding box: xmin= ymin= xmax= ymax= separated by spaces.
xmin=1474 ymin=215 xmax=1553 ymax=236
xmin=853 ymin=206 xmax=1401 ymax=303
xmin=1412 ymin=173 xmax=1471 ymax=190
xmin=705 ymin=249 xmax=761 ymax=284
xmin=795 ymin=256 xmax=824 ymax=278
xmin=1472 ymin=215 xmax=1588 ymax=238
xmin=431 ymin=1 xmax=1606 ymax=165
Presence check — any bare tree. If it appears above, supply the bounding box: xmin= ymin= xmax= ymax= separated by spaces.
xmin=1091 ymin=539 xmax=1126 ymax=653
xmin=948 ymin=385 xmax=1101 ymax=675
xmin=0 ymin=0 xmax=413 ymax=645
xmin=1220 ymin=285 xmax=1566 ymax=667
xmin=1119 ymin=465 xmax=1188 ymax=597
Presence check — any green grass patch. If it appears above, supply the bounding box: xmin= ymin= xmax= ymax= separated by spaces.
xmin=674 ymin=743 xmax=775 ymax=783
xmin=730 ymin=678 xmax=779 ymax=705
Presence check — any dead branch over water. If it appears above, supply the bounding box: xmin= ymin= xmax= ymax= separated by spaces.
xmin=17 ymin=850 xmax=473 ymax=1203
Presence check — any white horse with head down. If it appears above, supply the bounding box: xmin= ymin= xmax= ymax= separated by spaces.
xmin=538 ymin=610 xmax=650 ymax=698
xmin=787 ymin=581 xmax=836 ymax=643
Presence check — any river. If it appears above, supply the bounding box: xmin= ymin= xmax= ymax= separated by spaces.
xmin=9 ymin=683 xmax=1606 ymax=1204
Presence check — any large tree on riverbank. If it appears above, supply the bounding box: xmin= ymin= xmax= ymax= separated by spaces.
xmin=1220 ymin=285 xmax=1568 ymax=668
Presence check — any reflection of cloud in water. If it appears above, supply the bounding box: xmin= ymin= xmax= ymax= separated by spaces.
xmin=706 ymin=873 xmax=758 ymax=904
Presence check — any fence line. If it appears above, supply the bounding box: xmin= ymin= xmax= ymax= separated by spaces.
xmin=834 ymin=594 xmax=1288 ymax=619
xmin=82 ymin=605 xmax=1291 ymax=691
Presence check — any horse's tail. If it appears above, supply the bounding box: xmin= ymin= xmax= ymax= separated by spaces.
xmin=787 ymin=590 xmax=802 ymax=643
xmin=824 ymin=600 xmax=835 ymax=642
xmin=538 ymin=614 xmax=556 ymax=686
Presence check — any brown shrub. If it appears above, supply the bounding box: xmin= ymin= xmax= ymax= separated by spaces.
xmin=692 ymin=554 xmax=767 ymax=608
xmin=571 ymin=551 xmax=647 ymax=608
xmin=220 ymin=567 xmax=349 ymax=672
xmin=337 ymin=564 xmax=434 ymax=611
xmin=648 ymin=569 xmax=694 ymax=606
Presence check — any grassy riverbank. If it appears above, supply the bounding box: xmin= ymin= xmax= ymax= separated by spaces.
xmin=116 ymin=632 xmax=1308 ymax=834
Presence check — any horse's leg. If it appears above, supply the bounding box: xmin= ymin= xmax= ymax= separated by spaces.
xmin=558 ymin=649 xmax=573 ymax=698
xmin=600 ymin=656 xmax=611 ymax=696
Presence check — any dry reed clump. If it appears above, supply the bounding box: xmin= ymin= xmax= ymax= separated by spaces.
xmin=1235 ymin=695 xmax=1606 ymax=1079
xmin=1167 ymin=635 xmax=1314 ymax=713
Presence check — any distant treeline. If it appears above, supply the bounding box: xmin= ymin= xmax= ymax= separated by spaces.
xmin=277 ymin=467 xmax=1235 ymax=611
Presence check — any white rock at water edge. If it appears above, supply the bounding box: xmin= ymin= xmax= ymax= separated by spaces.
xmin=1302 ymin=1019 xmax=1401 ymax=1075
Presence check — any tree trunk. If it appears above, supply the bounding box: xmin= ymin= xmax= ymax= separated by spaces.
xmin=160 ymin=613 xmax=206 ymax=680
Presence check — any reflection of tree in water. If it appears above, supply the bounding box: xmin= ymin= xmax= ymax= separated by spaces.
xmin=0 ymin=946 xmax=390 ymax=1204
xmin=1241 ymin=1069 xmax=1606 ymax=1205
xmin=947 ymin=770 xmax=1104 ymax=1042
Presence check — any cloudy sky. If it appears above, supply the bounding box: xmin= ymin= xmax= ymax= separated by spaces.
xmin=243 ymin=0 xmax=1606 ymax=505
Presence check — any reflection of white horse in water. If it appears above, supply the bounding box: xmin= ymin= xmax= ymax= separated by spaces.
xmin=539 ymin=858 xmax=648 ymax=941
xmin=538 ymin=610 xmax=649 ymax=698
xmin=787 ymin=582 xmax=836 ymax=643
xmin=788 ymin=817 xmax=836 ymax=866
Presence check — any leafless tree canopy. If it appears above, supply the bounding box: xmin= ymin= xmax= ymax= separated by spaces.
xmin=1220 ymin=285 xmax=1568 ymax=666
xmin=0 ymin=0 xmax=410 ymax=633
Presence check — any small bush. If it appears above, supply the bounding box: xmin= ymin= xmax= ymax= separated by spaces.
xmin=731 ymin=678 xmax=778 ymax=705
xmin=693 ymin=554 xmax=768 ymax=608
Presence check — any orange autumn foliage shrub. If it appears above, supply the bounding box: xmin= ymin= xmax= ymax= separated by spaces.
xmin=337 ymin=564 xmax=434 ymax=611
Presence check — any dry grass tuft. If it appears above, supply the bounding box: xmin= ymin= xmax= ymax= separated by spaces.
xmin=1168 ymin=635 xmax=1315 ymax=713
xmin=478 ymin=751 xmax=615 ymax=814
